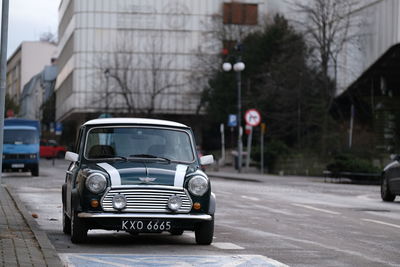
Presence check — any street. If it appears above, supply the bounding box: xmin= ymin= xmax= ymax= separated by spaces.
xmin=2 ymin=159 xmax=400 ymax=267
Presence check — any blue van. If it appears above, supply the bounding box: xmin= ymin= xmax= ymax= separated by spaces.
xmin=2 ymin=119 xmax=40 ymax=176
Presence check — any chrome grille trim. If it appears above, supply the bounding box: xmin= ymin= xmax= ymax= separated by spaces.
xmin=101 ymin=186 xmax=193 ymax=213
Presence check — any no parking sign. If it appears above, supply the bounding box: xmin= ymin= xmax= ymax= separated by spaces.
xmin=244 ymin=109 xmax=261 ymax=127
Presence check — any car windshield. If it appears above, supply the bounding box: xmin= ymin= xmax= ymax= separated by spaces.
xmin=85 ymin=127 xmax=194 ymax=162
xmin=4 ymin=129 xmax=38 ymax=145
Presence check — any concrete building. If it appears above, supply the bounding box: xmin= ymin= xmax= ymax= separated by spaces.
xmin=6 ymin=41 xmax=57 ymax=103
xmin=19 ymin=62 xmax=58 ymax=121
xmin=55 ymin=0 xmax=289 ymax=129
xmin=336 ymin=0 xmax=400 ymax=154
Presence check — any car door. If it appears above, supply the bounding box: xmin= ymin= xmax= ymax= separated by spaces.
xmin=65 ymin=127 xmax=84 ymax=216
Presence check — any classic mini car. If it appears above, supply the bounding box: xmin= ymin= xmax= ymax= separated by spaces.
xmin=62 ymin=118 xmax=215 ymax=244
xmin=381 ymin=154 xmax=400 ymax=202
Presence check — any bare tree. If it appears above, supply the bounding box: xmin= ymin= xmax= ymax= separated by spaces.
xmin=291 ymin=0 xmax=362 ymax=153
xmin=293 ymin=0 xmax=361 ymax=99
xmin=96 ymin=33 xmax=185 ymax=116
xmin=191 ymin=12 xmax=262 ymax=114
xmin=39 ymin=31 xmax=57 ymax=44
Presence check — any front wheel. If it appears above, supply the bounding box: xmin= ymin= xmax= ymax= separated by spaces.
xmin=71 ymin=211 xmax=87 ymax=243
xmin=62 ymin=210 xmax=71 ymax=235
xmin=31 ymin=164 xmax=39 ymax=177
xmin=381 ymin=174 xmax=396 ymax=202
xmin=195 ymin=217 xmax=214 ymax=245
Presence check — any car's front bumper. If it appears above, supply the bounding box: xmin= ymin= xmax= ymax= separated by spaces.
xmin=78 ymin=212 xmax=212 ymax=220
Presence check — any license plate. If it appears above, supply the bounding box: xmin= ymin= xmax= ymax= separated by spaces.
xmin=121 ymin=220 xmax=172 ymax=232
xmin=11 ymin=164 xmax=24 ymax=168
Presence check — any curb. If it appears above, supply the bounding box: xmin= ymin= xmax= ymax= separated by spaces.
xmin=5 ymin=185 xmax=64 ymax=267
xmin=207 ymin=171 xmax=263 ymax=182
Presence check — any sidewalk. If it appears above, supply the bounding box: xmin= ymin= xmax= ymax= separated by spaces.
xmin=0 ymin=185 xmax=62 ymax=267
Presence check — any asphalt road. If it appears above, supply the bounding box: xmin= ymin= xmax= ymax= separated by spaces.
xmin=2 ymin=159 xmax=400 ymax=267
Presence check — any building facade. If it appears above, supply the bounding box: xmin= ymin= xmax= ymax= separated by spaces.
xmin=336 ymin=0 xmax=400 ymax=155
xmin=55 ymin=0 xmax=290 ymax=128
xmin=6 ymin=41 xmax=57 ymax=103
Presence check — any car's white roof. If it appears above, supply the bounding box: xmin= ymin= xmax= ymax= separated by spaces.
xmin=83 ymin=118 xmax=189 ymax=128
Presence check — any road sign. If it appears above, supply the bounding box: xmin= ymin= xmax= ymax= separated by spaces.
xmin=261 ymin=123 xmax=266 ymax=134
xmin=244 ymin=109 xmax=261 ymax=127
xmin=55 ymin=122 xmax=63 ymax=135
xmin=245 ymin=124 xmax=252 ymax=135
xmin=228 ymin=114 xmax=237 ymax=127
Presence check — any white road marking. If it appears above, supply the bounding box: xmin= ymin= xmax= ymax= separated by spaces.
xmin=362 ymin=218 xmax=400 ymax=229
xmin=292 ymin=203 xmax=341 ymax=215
xmin=183 ymin=232 xmax=195 ymax=238
xmin=212 ymin=242 xmax=245 ymax=250
xmin=66 ymin=254 xmax=130 ymax=267
xmin=241 ymin=195 xmax=260 ymax=201
xmin=60 ymin=254 xmax=288 ymax=267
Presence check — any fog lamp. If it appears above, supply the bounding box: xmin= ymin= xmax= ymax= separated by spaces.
xmin=193 ymin=202 xmax=201 ymax=210
xmin=90 ymin=199 xmax=99 ymax=208
xmin=112 ymin=194 xmax=127 ymax=210
xmin=168 ymin=195 xmax=182 ymax=212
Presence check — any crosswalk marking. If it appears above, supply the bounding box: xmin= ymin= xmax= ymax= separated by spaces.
xmin=60 ymin=254 xmax=289 ymax=267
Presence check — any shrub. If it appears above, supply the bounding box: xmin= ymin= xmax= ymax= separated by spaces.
xmin=326 ymin=153 xmax=380 ymax=174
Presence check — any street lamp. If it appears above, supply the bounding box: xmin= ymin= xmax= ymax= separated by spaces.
xmin=104 ymin=68 xmax=110 ymax=116
xmin=223 ymin=61 xmax=245 ymax=172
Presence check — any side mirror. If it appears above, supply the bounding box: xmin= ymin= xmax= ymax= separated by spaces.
xmin=200 ymin=155 xmax=214 ymax=166
xmin=65 ymin=151 xmax=79 ymax=162
xmin=390 ymin=154 xmax=400 ymax=161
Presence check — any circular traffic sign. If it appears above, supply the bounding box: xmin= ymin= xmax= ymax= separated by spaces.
xmin=244 ymin=109 xmax=261 ymax=127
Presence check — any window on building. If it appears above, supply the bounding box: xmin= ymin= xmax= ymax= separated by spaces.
xmin=223 ymin=3 xmax=258 ymax=25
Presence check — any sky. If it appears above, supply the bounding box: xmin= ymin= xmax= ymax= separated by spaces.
xmin=4 ymin=0 xmax=61 ymax=58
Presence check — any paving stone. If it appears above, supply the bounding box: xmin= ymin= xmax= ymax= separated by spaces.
xmin=0 ymin=186 xmax=49 ymax=266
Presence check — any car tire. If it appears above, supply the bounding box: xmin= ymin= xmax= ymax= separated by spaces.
xmin=381 ymin=174 xmax=396 ymax=202
xmin=31 ymin=165 xmax=39 ymax=177
xmin=170 ymin=229 xmax=184 ymax=235
xmin=63 ymin=210 xmax=71 ymax=235
xmin=195 ymin=217 xmax=214 ymax=245
xmin=71 ymin=211 xmax=87 ymax=243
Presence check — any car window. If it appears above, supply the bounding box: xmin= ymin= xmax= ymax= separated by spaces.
xmin=4 ymin=130 xmax=38 ymax=145
xmin=85 ymin=127 xmax=194 ymax=162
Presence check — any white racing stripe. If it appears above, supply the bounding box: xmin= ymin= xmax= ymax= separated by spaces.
xmin=97 ymin=163 xmax=121 ymax=186
xmin=362 ymin=218 xmax=400 ymax=229
xmin=174 ymin=165 xmax=187 ymax=187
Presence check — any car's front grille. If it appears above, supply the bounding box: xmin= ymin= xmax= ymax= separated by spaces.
xmin=101 ymin=186 xmax=193 ymax=213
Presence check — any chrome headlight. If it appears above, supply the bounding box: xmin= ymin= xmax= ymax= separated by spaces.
xmin=112 ymin=194 xmax=127 ymax=210
xmin=168 ymin=195 xmax=182 ymax=211
xmin=85 ymin=173 xmax=107 ymax=194
xmin=188 ymin=176 xmax=209 ymax=196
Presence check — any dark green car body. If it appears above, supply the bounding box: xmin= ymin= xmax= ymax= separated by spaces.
xmin=62 ymin=118 xmax=215 ymax=244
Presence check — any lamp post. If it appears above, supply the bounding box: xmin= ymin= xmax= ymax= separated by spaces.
xmin=104 ymin=68 xmax=110 ymax=116
xmin=222 ymin=60 xmax=245 ymax=172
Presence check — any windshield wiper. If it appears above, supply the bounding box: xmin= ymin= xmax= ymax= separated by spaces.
xmin=129 ymin=154 xmax=171 ymax=163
